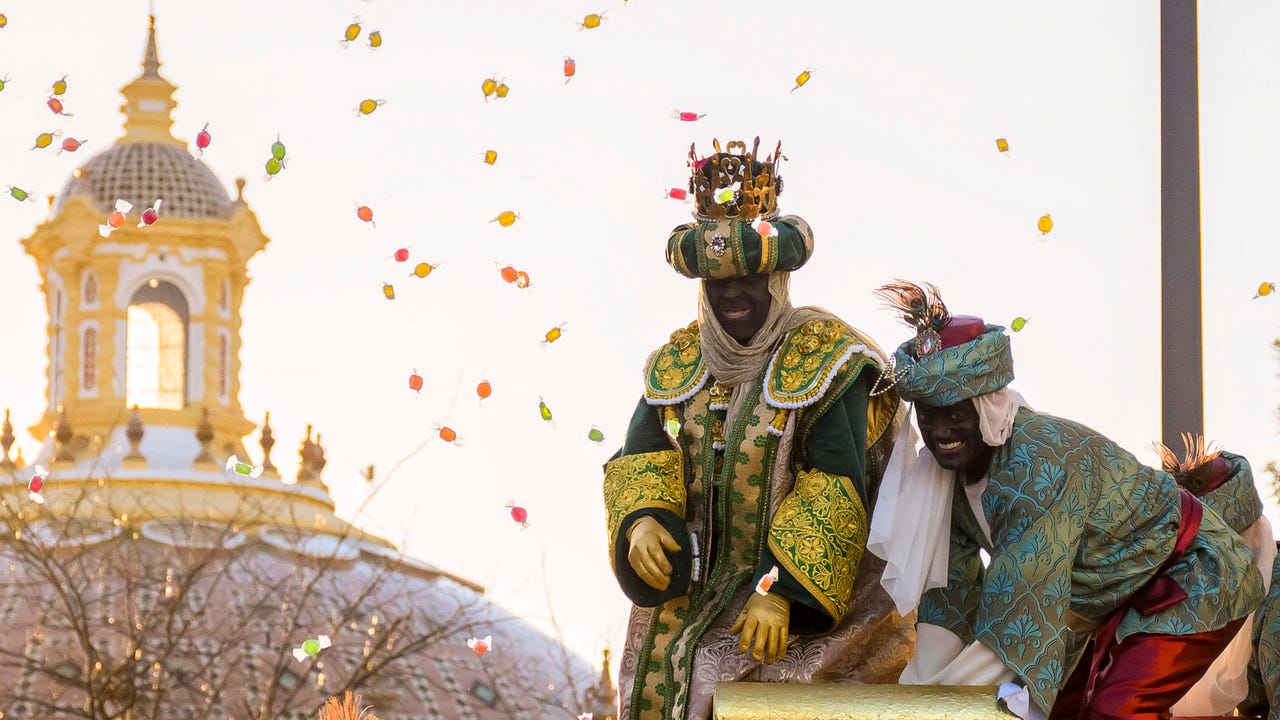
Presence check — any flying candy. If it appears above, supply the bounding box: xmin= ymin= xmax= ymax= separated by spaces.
xmin=1010 ymin=317 xmax=1029 ymax=332
xmin=51 ymin=75 xmax=67 ymax=96
xmin=467 ymin=636 xmax=492 ymax=655
xmin=791 ymin=68 xmax=813 ymax=92
xmin=382 ymin=283 xmax=395 ymax=300
xmin=476 ymin=379 xmax=492 ymax=401
xmin=393 ymin=247 xmax=410 ymax=262
xmin=499 ymin=265 xmax=518 ymax=283
xmin=714 ymin=183 xmax=740 ymax=205
xmin=409 ymin=370 xmax=423 ymax=393
xmin=271 ymin=137 xmax=287 ymax=161
xmin=514 ymin=271 xmax=530 ymax=289
xmin=0 ymin=76 xmax=9 ymax=93
xmin=31 ymin=130 xmax=60 ymax=150
xmin=664 ymin=416 xmax=682 ymax=436
xmin=483 ymin=149 xmax=498 ymax=165
xmin=7 ymin=185 xmax=33 ymax=203
xmin=754 ymin=220 xmax=777 ymax=238
xmin=340 ymin=18 xmax=362 ymax=46
xmin=59 ymin=138 xmax=87 ymax=154
xmin=368 ymin=30 xmax=382 ymax=49
xmin=410 ymin=262 xmax=438 ymax=279
xmin=563 ymin=56 xmax=576 ymax=84
xmin=46 ymin=96 xmax=72 ymax=116
xmin=491 ymin=210 xmax=519 ymax=227
xmin=672 ymin=110 xmax=705 ymax=122
xmin=265 ymin=158 xmax=283 ymax=179
xmin=292 ymin=634 xmax=332 ymax=662
xmin=578 ymin=12 xmax=606 ymax=30
xmin=587 ymin=426 xmax=605 ymax=444
xmin=137 ymin=199 xmax=161 ymax=228
xmin=538 ymin=397 xmax=555 ymax=426
xmin=579 ymin=715 xmax=593 ymax=720
xmin=0 ymin=14 xmax=7 ymax=29
xmin=28 ymin=465 xmax=47 ymax=504
xmin=996 ymin=138 xmax=1010 ymax=154
xmin=195 ymin=123 xmax=212 ymax=156
xmin=1254 ymin=282 xmax=1275 ymax=299
xmin=506 ymin=501 xmax=529 ymax=528
xmin=356 ymin=204 xmax=375 ymax=227
xmin=1037 ymin=213 xmax=1053 ymax=235
xmin=666 ymin=187 xmax=689 ymax=202
xmin=495 ymin=83 xmax=510 ymax=99
xmin=542 ymin=323 xmax=566 ymax=345
xmin=355 ymin=98 xmax=385 ymax=116
xmin=755 ymin=566 xmax=779 ymax=596
xmin=98 ymin=199 xmax=133 ymax=238
xmin=436 ymin=425 xmax=461 ymax=444
xmin=225 ymin=455 xmax=264 ymax=479
xmin=481 ymin=76 xmax=499 ymax=100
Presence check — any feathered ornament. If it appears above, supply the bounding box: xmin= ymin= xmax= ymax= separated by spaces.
xmin=874 ymin=280 xmax=951 ymax=359
xmin=1152 ymin=432 xmax=1225 ymax=496
xmin=320 ymin=691 xmax=381 ymax=720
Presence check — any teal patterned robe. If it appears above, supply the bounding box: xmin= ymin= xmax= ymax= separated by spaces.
xmin=1243 ymin=541 xmax=1280 ymax=719
xmin=918 ymin=407 xmax=1265 ymax=713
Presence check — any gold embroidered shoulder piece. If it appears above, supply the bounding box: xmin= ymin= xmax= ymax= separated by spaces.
xmin=644 ymin=321 xmax=709 ymax=405
xmin=764 ymin=319 xmax=886 ymax=409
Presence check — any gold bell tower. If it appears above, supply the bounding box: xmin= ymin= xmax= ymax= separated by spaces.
xmin=20 ymin=16 xmax=269 ymax=463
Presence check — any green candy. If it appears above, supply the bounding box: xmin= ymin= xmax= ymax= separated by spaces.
xmin=232 ymin=461 xmax=252 ymax=475
xmin=664 ymin=417 xmax=681 ymax=436
xmin=302 ymin=639 xmax=319 ymax=655
xmin=587 ymin=427 xmax=605 ymax=443
xmin=8 ymin=185 xmax=30 ymax=202
xmin=1011 ymin=317 xmax=1028 ymax=332
xmin=271 ymin=140 xmax=286 ymax=160
xmin=538 ymin=400 xmax=553 ymax=422
xmin=265 ymin=158 xmax=282 ymax=175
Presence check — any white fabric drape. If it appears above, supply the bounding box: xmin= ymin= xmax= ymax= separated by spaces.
xmin=867 ymin=387 xmax=1029 ymax=615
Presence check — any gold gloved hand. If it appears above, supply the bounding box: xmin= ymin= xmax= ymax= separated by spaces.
xmin=730 ymin=591 xmax=791 ymax=664
xmin=626 ymin=516 xmax=681 ymax=591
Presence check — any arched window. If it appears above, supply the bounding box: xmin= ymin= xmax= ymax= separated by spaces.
xmin=82 ymin=327 xmax=97 ymax=391
xmin=218 ymin=334 xmax=228 ymax=398
xmin=125 ymin=281 xmax=188 ymax=410
xmin=83 ymin=273 xmax=98 ymax=306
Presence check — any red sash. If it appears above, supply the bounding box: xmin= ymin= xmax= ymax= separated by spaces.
xmin=1080 ymin=489 xmax=1203 ymax=715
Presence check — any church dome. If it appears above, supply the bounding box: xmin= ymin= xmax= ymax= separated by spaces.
xmin=55 ymin=142 xmax=232 ymax=219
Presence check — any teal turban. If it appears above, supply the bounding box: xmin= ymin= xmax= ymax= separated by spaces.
xmin=892 ymin=325 xmax=1014 ymax=406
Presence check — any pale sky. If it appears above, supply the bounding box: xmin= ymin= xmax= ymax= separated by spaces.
xmin=1 ymin=0 xmax=1279 ymax=673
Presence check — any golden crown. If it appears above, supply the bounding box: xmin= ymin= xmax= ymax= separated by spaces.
xmin=688 ymin=137 xmax=784 ymax=222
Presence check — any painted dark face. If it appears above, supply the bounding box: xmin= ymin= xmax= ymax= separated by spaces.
xmin=915 ymin=399 xmax=993 ymax=480
xmin=704 ymin=274 xmax=772 ymax=344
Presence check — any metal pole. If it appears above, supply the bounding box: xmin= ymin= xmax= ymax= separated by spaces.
xmin=1161 ymin=0 xmax=1204 ymax=448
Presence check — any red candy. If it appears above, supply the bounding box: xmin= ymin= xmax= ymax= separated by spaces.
xmin=393 ymin=248 xmax=409 ymax=262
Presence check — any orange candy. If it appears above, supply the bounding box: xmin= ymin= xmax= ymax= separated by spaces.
xmin=514 ymin=271 xmax=530 ymax=289
xmin=476 ymin=380 xmax=492 ymax=400
xmin=563 ymin=56 xmax=576 ymax=83
xmin=438 ymin=426 xmax=458 ymax=443
xmin=356 ymin=205 xmax=374 ymax=224
xmin=409 ymin=370 xmax=423 ymax=393
xmin=499 ymin=266 xmax=518 ymax=283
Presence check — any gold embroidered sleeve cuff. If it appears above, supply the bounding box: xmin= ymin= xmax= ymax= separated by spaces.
xmin=767 ymin=469 xmax=868 ymax=626
xmin=603 ymin=450 xmax=686 ymax=572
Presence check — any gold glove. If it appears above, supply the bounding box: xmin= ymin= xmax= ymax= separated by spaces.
xmin=730 ymin=591 xmax=791 ymax=664
xmin=626 ymin=516 xmax=681 ymax=591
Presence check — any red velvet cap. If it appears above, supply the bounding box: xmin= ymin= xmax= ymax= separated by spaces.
xmin=938 ymin=315 xmax=985 ymax=350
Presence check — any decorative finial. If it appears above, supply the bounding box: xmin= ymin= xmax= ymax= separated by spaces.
xmin=123 ymin=405 xmax=146 ymax=467
xmin=1 ymin=409 xmax=15 ymax=470
xmin=235 ymin=177 xmax=246 ymax=202
xmin=259 ymin=411 xmax=278 ymax=476
xmin=297 ymin=424 xmax=316 ymax=483
xmin=142 ymin=14 xmax=161 ymax=78
xmin=193 ymin=407 xmax=215 ymax=467
xmin=312 ymin=433 xmax=328 ymax=480
xmin=53 ymin=405 xmax=75 ymax=464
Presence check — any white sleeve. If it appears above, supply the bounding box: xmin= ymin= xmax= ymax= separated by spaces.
xmin=900 ymin=623 xmax=1015 ymax=685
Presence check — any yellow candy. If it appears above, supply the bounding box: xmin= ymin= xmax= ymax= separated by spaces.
xmin=580 ymin=12 xmax=605 ymax=29
xmin=412 ymin=262 xmax=436 ymax=278
xmin=368 ymin=30 xmax=382 ymax=48
xmin=382 ymin=283 xmax=395 ymax=300
xmin=495 ymin=83 xmax=510 ymax=98
xmin=343 ymin=20 xmax=361 ymax=43
xmin=51 ymin=75 xmax=67 ymax=95
xmin=996 ymin=138 xmax=1009 ymax=153
xmin=543 ymin=324 xmax=566 ymax=344
xmin=357 ymin=98 xmax=384 ymax=115
xmin=481 ymin=78 xmax=498 ymax=98
xmin=492 ymin=210 xmax=518 ymax=227
xmin=1037 ymin=213 xmax=1053 ymax=235
xmin=714 ymin=187 xmax=734 ymax=204
xmin=1256 ymin=282 xmax=1275 ymax=299
xmin=791 ymin=69 xmax=812 ymax=92
xmin=483 ymin=150 xmax=497 ymax=165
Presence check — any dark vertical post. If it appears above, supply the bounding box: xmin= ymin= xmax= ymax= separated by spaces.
xmin=1161 ymin=0 xmax=1204 ymax=448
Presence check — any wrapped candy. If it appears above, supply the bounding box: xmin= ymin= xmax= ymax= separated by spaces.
xmin=137 ymin=199 xmax=161 ymax=228
xmin=755 ymin=566 xmax=779 ymax=596
xmin=225 ymin=455 xmax=264 ymax=479
xmin=292 ymin=634 xmax=331 ymax=662
xmin=98 ymin=199 xmax=133 ymax=238
xmin=467 ymin=635 xmax=492 ymax=655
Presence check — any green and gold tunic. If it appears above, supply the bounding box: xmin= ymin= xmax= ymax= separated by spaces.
xmin=918 ymin=408 xmax=1266 ymax=714
xmin=603 ymin=318 xmax=912 ymax=720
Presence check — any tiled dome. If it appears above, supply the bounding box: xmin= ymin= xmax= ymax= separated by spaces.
xmin=56 ymin=142 xmax=232 ymax=219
